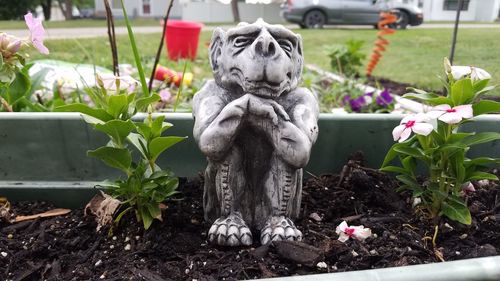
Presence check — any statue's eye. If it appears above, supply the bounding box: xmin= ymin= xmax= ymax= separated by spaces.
xmin=234 ymin=37 xmax=252 ymax=48
xmin=278 ymin=40 xmax=293 ymax=55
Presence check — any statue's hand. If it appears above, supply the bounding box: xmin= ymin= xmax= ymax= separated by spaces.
xmin=246 ymin=94 xmax=290 ymax=125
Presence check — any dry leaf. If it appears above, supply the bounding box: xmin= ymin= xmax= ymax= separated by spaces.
xmin=15 ymin=208 xmax=71 ymax=222
xmin=85 ymin=191 xmax=121 ymax=231
xmin=0 ymin=197 xmax=14 ymax=223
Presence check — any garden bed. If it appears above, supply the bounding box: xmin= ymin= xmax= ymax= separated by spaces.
xmin=1 ymin=155 xmax=499 ymax=280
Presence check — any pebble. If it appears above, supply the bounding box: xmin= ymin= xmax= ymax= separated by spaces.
xmin=124 ymin=244 xmax=131 ymax=251
xmin=456 ymin=251 xmax=461 ymax=255
xmin=135 ymin=236 xmax=140 ymax=241
xmin=125 ymin=237 xmax=130 ymax=242
xmin=316 ymin=262 xmax=328 ymax=269
xmin=1 ymin=252 xmax=7 ymax=257
xmin=369 ymin=249 xmax=378 ymax=255
xmin=95 ymin=260 xmax=102 ymax=267
xmin=459 ymin=234 xmax=468 ymax=239
xmin=99 ymin=274 xmax=105 ymax=279
xmin=351 ymin=250 xmax=359 ymax=257
xmin=309 ymin=213 xmax=322 ymax=222
xmin=109 ymin=245 xmax=115 ymax=249
xmin=7 ymin=234 xmax=13 ymax=239
xmin=112 ymin=236 xmax=117 ymax=241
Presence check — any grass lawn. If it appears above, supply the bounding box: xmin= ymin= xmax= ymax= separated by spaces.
xmin=0 ymin=18 xmax=161 ymax=30
xmin=26 ymin=27 xmax=500 ymax=92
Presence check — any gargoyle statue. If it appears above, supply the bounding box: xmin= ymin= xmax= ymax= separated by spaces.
xmin=193 ymin=19 xmax=319 ymax=246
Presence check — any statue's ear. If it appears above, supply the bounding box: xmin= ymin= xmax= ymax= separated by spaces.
xmin=294 ymin=34 xmax=304 ymax=78
xmin=209 ymin=28 xmax=225 ymax=72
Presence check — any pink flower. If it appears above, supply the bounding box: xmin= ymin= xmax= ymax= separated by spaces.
xmin=427 ymin=104 xmax=473 ymax=124
xmin=0 ymin=33 xmax=22 ymax=58
xmin=461 ymin=182 xmax=476 ymax=195
xmin=96 ymin=73 xmax=138 ymax=94
xmin=159 ymin=89 xmax=173 ymax=103
xmin=392 ymin=113 xmax=434 ymax=143
xmin=336 ymin=221 xmax=372 ymax=242
xmin=24 ymin=12 xmax=49 ymax=55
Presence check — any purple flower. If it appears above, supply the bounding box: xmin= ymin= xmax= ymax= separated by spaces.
xmin=376 ymin=88 xmax=393 ymax=107
xmin=342 ymin=95 xmax=352 ymax=105
xmin=364 ymin=91 xmax=374 ymax=97
xmin=349 ymin=96 xmax=366 ymax=112
xmin=24 ymin=12 xmax=49 ymax=55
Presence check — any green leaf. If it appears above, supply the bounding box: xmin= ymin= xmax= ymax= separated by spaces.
xmin=380 ymin=165 xmax=411 ymax=175
xmin=381 ymin=143 xmax=404 ymax=167
xmin=474 ymin=85 xmax=497 ymax=99
xmin=441 ymin=196 xmax=472 ymax=225
xmin=151 ymin=115 xmax=166 ymax=138
xmin=403 ymin=92 xmax=452 ymax=106
xmin=465 ymin=157 xmax=500 ymax=167
xmin=7 ymin=70 xmax=31 ymax=104
xmin=120 ymin=0 xmax=149 ymax=96
xmin=396 ymin=174 xmax=423 ymax=194
xmin=450 ymin=78 xmax=473 ymax=105
xmin=146 ymin=203 xmax=161 ymax=220
xmin=139 ymin=206 xmax=154 ymax=230
xmin=136 ymin=94 xmax=160 ymax=112
xmin=95 ymin=119 xmax=136 ymax=145
xmin=127 ymin=133 xmax=148 ymax=159
xmin=473 ymin=100 xmax=500 ymax=115
xmin=465 ymin=171 xmax=499 ymax=181
xmin=88 ymin=147 xmax=132 ymax=174
xmin=472 ymin=79 xmax=489 ymax=93
xmin=461 ymin=132 xmax=500 ymax=146
xmin=107 ymin=94 xmax=130 ymax=119
xmin=55 ymin=104 xmax=113 ymax=122
xmin=148 ymin=136 xmax=186 ymax=161
xmin=394 ymin=146 xmax=425 ymax=159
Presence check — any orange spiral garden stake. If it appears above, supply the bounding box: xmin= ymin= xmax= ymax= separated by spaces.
xmin=366 ymin=12 xmax=398 ymax=76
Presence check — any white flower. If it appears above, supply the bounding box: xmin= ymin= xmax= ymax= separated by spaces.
xmin=450 ymin=66 xmax=491 ymax=81
xmin=96 ymin=73 xmax=138 ymax=94
xmin=427 ymin=104 xmax=473 ymax=124
xmin=392 ymin=113 xmax=434 ymax=143
xmin=335 ymin=221 xmax=372 ymax=242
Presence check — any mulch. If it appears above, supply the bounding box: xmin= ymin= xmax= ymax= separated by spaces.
xmin=1 ymin=155 xmax=499 ymax=281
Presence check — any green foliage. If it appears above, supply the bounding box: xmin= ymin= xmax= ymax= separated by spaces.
xmin=326 ymin=39 xmax=366 ymax=77
xmin=0 ymin=0 xmax=36 ymax=20
xmin=56 ymin=77 xmax=186 ymax=230
xmin=382 ymin=59 xmax=500 ymax=225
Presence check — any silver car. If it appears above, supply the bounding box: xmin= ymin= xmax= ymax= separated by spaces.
xmin=281 ymin=0 xmax=423 ymax=29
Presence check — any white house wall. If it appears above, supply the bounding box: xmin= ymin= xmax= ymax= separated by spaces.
xmin=94 ymin=0 xmax=182 ymax=18
xmin=422 ymin=0 xmax=499 ymax=21
xmin=181 ymin=2 xmax=284 ymax=23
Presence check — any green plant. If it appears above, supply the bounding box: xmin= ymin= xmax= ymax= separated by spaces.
xmin=381 ymin=58 xmax=500 ymax=225
xmin=56 ymin=1 xmax=187 ymax=229
xmin=326 ymin=39 xmax=366 ymax=77
xmin=0 ymin=13 xmax=50 ymax=112
xmin=57 ymin=75 xmax=186 ymax=229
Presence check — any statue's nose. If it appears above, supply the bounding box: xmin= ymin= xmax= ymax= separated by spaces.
xmin=254 ymin=35 xmax=277 ymax=58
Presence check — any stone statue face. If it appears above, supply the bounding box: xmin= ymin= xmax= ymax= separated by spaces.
xmin=209 ymin=20 xmax=304 ymax=99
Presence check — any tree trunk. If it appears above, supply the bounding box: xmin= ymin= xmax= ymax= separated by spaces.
xmin=41 ymin=0 xmax=52 ymax=21
xmin=64 ymin=0 xmax=73 ymax=20
xmin=231 ymin=0 xmax=240 ymax=23
xmin=58 ymin=0 xmax=73 ymax=20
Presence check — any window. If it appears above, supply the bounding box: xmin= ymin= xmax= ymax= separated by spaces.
xmin=418 ymin=0 xmax=424 ymax=8
xmin=112 ymin=0 xmax=122 ymax=9
xmin=443 ymin=0 xmax=470 ymax=11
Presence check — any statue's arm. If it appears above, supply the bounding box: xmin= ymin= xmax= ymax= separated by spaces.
xmin=261 ymin=88 xmax=319 ymax=168
xmin=193 ymin=82 xmax=249 ymax=161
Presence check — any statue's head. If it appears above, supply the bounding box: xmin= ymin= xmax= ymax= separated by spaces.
xmin=209 ymin=19 xmax=304 ymax=99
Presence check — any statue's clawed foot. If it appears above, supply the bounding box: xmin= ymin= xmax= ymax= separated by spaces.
xmin=208 ymin=212 xmax=253 ymax=246
xmin=260 ymin=216 xmax=303 ymax=245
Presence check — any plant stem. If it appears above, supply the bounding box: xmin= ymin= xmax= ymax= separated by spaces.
xmin=0 ymin=97 xmax=12 ymax=112
xmin=103 ymin=0 xmax=119 ymax=76
xmin=120 ymin=0 xmax=149 ymax=96
xmin=148 ymin=0 xmax=175 ymax=93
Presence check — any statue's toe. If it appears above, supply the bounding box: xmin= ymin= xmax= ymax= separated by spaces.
xmin=208 ymin=213 xmax=253 ymax=246
xmin=260 ymin=216 xmax=302 ymax=245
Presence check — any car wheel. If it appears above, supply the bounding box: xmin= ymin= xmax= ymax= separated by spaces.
xmin=303 ymin=10 xmax=326 ymax=29
xmin=393 ymin=10 xmax=409 ymax=30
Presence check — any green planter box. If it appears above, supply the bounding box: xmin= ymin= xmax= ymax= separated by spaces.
xmin=1 ymin=112 xmax=499 ymax=280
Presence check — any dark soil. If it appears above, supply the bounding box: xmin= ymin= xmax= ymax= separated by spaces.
xmin=1 ymin=157 xmax=499 ymax=281
xmin=366 ymin=76 xmax=430 ymax=97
